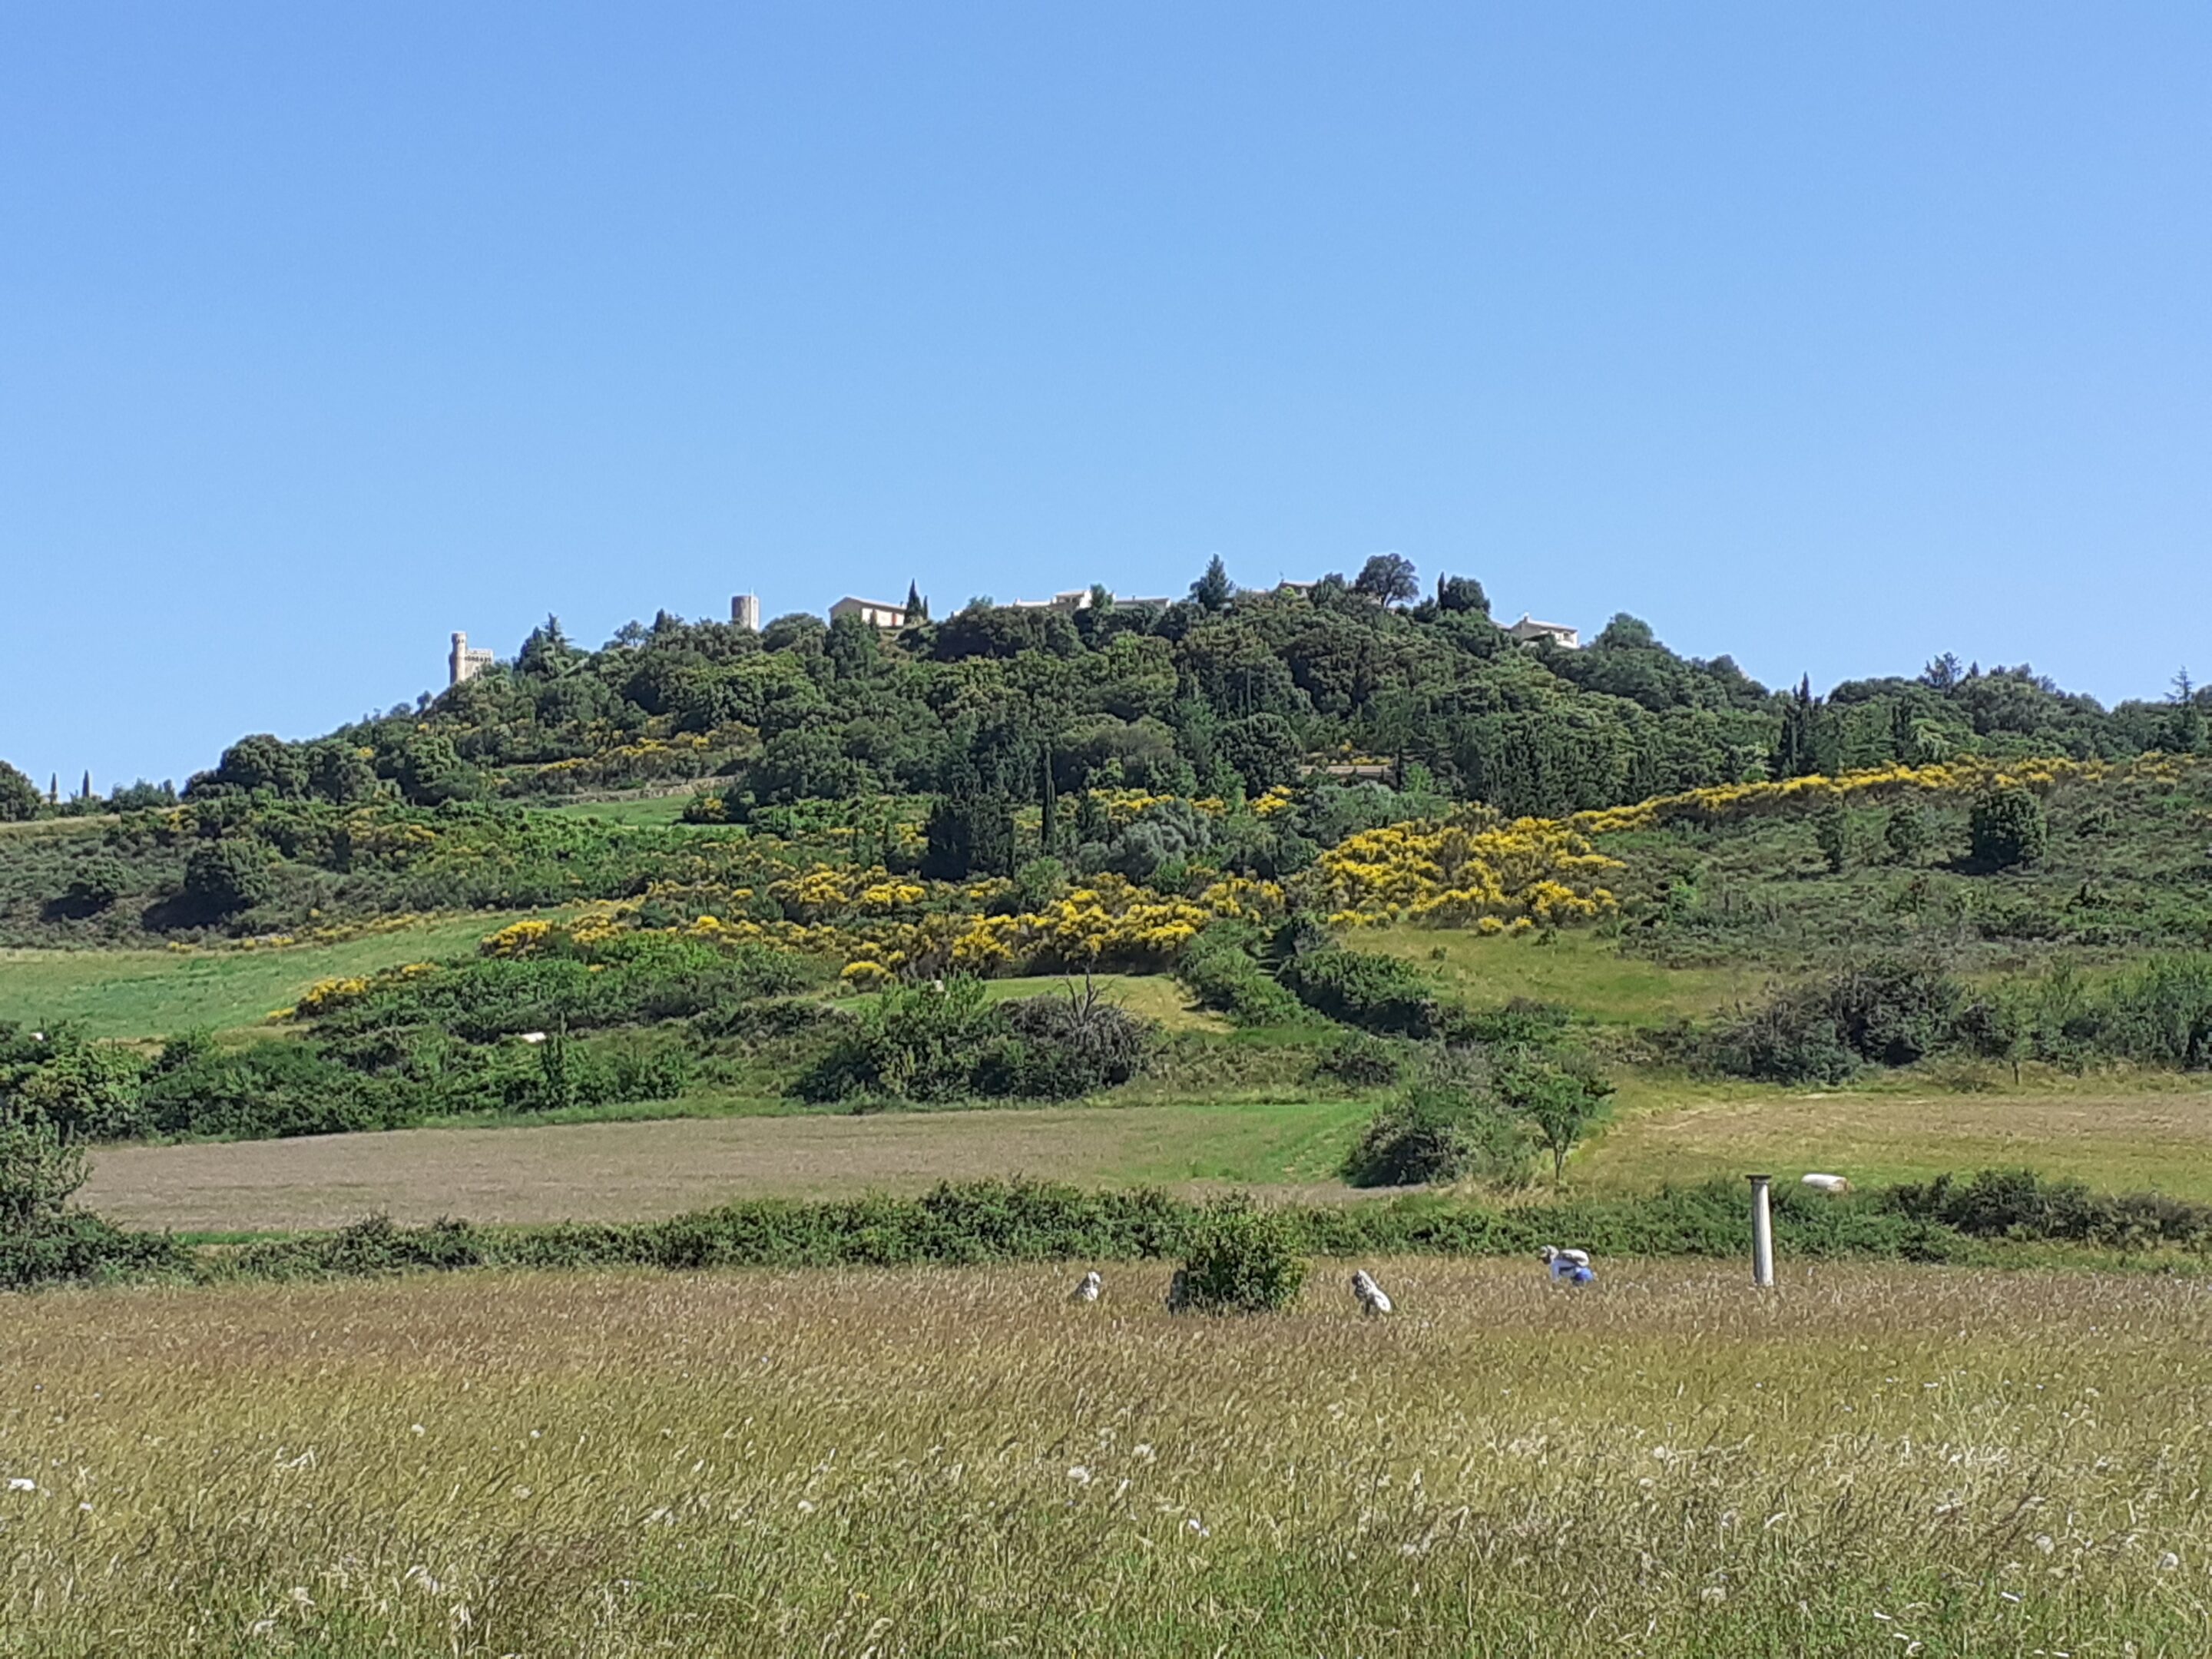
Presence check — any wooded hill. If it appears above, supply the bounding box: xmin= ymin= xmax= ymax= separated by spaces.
xmin=27 ymin=559 xmax=2194 ymax=826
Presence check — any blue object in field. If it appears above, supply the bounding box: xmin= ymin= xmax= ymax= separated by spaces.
xmin=1570 ymin=1266 xmax=1595 ymax=1286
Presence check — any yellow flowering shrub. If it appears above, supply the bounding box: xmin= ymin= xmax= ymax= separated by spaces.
xmin=1307 ymin=810 xmax=1622 ymax=928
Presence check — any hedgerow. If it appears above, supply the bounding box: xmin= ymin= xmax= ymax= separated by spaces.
xmin=16 ymin=1171 xmax=2206 ymax=1293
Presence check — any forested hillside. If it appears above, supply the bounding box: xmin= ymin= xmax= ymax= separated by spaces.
xmin=7 ymin=557 xmax=2190 ymax=831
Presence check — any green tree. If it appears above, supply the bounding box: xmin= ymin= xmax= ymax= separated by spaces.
xmin=2170 ymin=669 xmax=2205 ymax=755
xmin=181 ymin=838 xmax=276 ymax=920
xmin=0 ymin=760 xmax=40 ymax=822
xmin=518 ymin=614 xmax=583 ymax=678
xmin=1813 ymin=802 xmax=1849 ymax=873
xmin=1883 ymin=804 xmax=1929 ymax=865
xmin=1969 ymin=786 xmax=2048 ymax=869
xmin=1498 ymin=1056 xmax=1614 ymax=1184
xmin=1353 ymin=553 xmax=1419 ymax=608
xmin=1189 ymin=555 xmax=1233 ymax=612
xmin=1435 ymin=574 xmax=1489 ymax=614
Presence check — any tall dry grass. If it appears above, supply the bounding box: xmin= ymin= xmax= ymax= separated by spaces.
xmin=1 ymin=1260 xmax=2206 ymax=1655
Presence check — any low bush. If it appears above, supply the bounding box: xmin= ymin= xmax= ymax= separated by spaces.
xmin=1345 ymin=1055 xmax=1532 ymax=1188
xmin=1311 ymin=1030 xmax=1404 ymax=1088
xmin=12 ymin=1171 xmax=2209 ymax=1291
xmin=1176 ymin=927 xmax=1304 ymax=1026
xmin=1278 ymin=946 xmax=1449 ymax=1038
xmin=1884 ymin=1167 xmax=2211 ymax=1250
xmin=1171 ymin=1197 xmax=1308 ymax=1313
xmin=795 ymin=978 xmax=1157 ymax=1106
xmin=983 ymin=986 xmax=1153 ymax=1100
xmin=1709 ymin=959 xmax=1969 ymax=1084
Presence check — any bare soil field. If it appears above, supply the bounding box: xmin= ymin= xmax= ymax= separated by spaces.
xmin=82 ymin=1100 xmax=1373 ymax=1232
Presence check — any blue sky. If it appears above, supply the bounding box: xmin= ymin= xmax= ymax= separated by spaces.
xmin=3 ymin=3 xmax=2207 ymax=790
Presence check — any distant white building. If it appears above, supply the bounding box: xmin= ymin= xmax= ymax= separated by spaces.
xmin=1505 ymin=614 xmax=1580 ymax=650
xmin=830 ymin=595 xmax=912 ymax=630
xmin=449 ymin=631 xmax=496 ymax=687
xmin=730 ymin=593 xmax=761 ymax=631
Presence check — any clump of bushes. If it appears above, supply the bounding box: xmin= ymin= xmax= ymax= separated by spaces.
xmin=1969 ymin=786 xmax=2048 ymax=869
xmin=1171 ymin=1197 xmax=1308 ymax=1313
xmin=1708 ymin=959 xmax=1974 ymax=1084
xmin=1278 ymin=946 xmax=1449 ymax=1038
xmin=1176 ymin=926 xmax=1304 ymax=1026
xmin=1344 ymin=1053 xmax=1531 ymax=1187
xmin=1311 ymin=1030 xmax=1404 ymax=1088
xmin=0 ymin=1118 xmax=187 ymax=1289
xmin=795 ymin=977 xmax=1155 ymax=1106
xmin=1884 ymin=1168 xmax=2209 ymax=1250
xmin=8 ymin=1171 xmax=2208 ymax=1292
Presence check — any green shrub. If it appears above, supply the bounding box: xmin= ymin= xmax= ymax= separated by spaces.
xmin=1176 ymin=927 xmax=1304 ymax=1025
xmin=1710 ymin=959 xmax=1968 ymax=1083
xmin=2 ymin=1032 xmax=149 ymax=1140
xmin=1312 ymin=1031 xmax=1404 ymax=1088
xmin=1970 ymin=786 xmax=2048 ymax=869
xmin=798 ymin=976 xmax=1157 ymax=1106
xmin=1883 ymin=805 xmax=1929 ymax=864
xmin=1278 ymin=946 xmax=1449 ymax=1038
xmin=1884 ymin=1168 xmax=2210 ymax=1250
xmin=1172 ymin=1198 xmax=1308 ymax=1313
xmin=983 ymin=986 xmax=1153 ymax=1100
xmin=180 ymin=836 xmax=276 ymax=920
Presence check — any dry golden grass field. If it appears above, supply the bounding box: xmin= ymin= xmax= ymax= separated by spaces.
xmin=2 ymin=1260 xmax=2205 ymax=1655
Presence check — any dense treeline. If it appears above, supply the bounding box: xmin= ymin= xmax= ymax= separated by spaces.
xmin=145 ymin=561 xmax=2210 ymax=825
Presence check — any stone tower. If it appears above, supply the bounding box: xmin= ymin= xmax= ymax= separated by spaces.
xmin=449 ymin=631 xmax=495 ymax=687
xmin=730 ymin=593 xmax=761 ymax=631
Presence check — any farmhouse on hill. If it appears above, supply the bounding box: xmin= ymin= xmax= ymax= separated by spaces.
xmin=1504 ymin=614 xmax=1580 ymax=649
xmin=830 ymin=595 xmax=913 ymax=630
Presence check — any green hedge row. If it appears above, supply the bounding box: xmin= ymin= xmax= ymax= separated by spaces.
xmin=14 ymin=1169 xmax=2204 ymax=1292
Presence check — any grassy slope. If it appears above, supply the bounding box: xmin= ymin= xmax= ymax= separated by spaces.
xmin=3 ymin=1263 xmax=2201 ymax=1654
xmin=1356 ymin=925 xmax=1747 ymax=1024
xmin=0 ymin=913 xmax=534 ymax=1039
xmin=538 ymin=793 xmax=700 ymax=826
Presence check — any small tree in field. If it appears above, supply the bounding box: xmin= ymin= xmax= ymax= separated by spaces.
xmin=1499 ymin=1056 xmax=1614 ymax=1184
xmin=1813 ymin=803 xmax=1849 ymax=873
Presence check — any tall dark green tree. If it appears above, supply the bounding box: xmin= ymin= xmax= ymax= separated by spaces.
xmin=1038 ymin=741 xmax=1059 ymax=856
xmin=1190 ymin=555 xmax=1233 ymax=612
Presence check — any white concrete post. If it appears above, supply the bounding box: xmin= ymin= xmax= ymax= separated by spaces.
xmin=1749 ymin=1174 xmax=1775 ymax=1289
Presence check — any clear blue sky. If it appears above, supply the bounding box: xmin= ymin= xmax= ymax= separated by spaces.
xmin=4 ymin=4 xmax=2207 ymax=790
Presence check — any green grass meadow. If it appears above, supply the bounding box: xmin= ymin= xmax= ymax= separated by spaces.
xmin=0 ymin=913 xmax=531 ymax=1039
